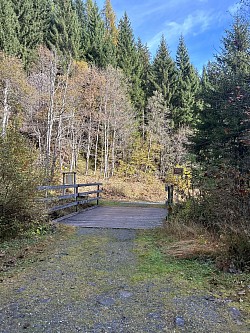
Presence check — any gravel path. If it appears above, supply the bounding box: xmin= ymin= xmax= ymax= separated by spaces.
xmin=0 ymin=228 xmax=248 ymax=333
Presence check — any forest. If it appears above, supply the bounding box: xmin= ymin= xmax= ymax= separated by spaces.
xmin=0 ymin=0 xmax=249 ymax=269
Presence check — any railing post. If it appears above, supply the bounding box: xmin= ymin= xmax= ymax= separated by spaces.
xmin=75 ymin=184 xmax=79 ymax=212
xmin=97 ymin=184 xmax=100 ymax=205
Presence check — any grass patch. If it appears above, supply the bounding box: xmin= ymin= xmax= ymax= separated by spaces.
xmin=133 ymin=229 xmax=250 ymax=318
xmin=100 ymin=199 xmax=166 ymax=208
xmin=133 ymin=231 xmax=214 ymax=287
xmin=0 ymin=223 xmax=75 ymax=280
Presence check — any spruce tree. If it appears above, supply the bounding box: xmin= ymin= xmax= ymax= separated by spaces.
xmin=136 ymin=38 xmax=152 ymax=133
xmin=0 ymin=0 xmax=20 ymax=56
xmin=81 ymin=0 xmax=106 ymax=67
xmin=151 ymin=35 xmax=177 ymax=108
xmin=74 ymin=0 xmax=85 ymax=58
xmin=46 ymin=0 xmax=81 ymax=60
xmin=117 ymin=13 xmax=143 ymax=110
xmin=193 ymin=17 xmax=250 ymax=170
xmin=117 ymin=13 xmax=137 ymax=77
xmin=217 ymin=15 xmax=250 ymax=75
xmin=101 ymin=0 xmax=118 ymax=67
xmin=12 ymin=0 xmax=45 ymax=66
xmin=173 ymin=35 xmax=200 ymax=127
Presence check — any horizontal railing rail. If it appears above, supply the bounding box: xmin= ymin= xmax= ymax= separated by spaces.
xmin=38 ymin=183 xmax=103 ymax=213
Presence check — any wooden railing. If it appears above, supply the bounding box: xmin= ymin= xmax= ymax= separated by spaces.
xmin=38 ymin=183 xmax=103 ymax=213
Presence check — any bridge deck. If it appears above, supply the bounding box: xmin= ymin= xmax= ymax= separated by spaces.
xmin=61 ymin=206 xmax=166 ymax=229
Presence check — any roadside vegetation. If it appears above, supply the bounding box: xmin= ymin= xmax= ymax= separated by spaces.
xmin=0 ymin=0 xmax=249 ymax=285
xmin=134 ymin=230 xmax=250 ymax=321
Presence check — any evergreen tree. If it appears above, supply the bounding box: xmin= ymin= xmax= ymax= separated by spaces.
xmin=81 ymin=0 xmax=106 ymax=67
xmin=217 ymin=15 xmax=250 ymax=75
xmin=136 ymin=38 xmax=152 ymax=133
xmin=12 ymin=0 xmax=45 ymax=66
xmin=173 ymin=35 xmax=200 ymax=127
xmin=193 ymin=17 xmax=250 ymax=170
xmin=117 ymin=13 xmax=137 ymax=77
xmin=101 ymin=0 xmax=117 ymax=67
xmin=117 ymin=13 xmax=142 ymax=110
xmin=74 ymin=0 xmax=85 ymax=58
xmin=0 ymin=0 xmax=20 ymax=55
xmin=47 ymin=0 xmax=81 ymax=60
xmin=151 ymin=35 xmax=177 ymax=108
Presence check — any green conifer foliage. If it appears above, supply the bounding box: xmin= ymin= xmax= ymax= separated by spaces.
xmin=81 ymin=0 xmax=106 ymax=67
xmin=0 ymin=0 xmax=20 ymax=56
xmin=74 ymin=0 xmax=86 ymax=58
xmin=117 ymin=13 xmax=144 ymax=111
xmin=135 ymin=38 xmax=152 ymax=132
xmin=173 ymin=35 xmax=200 ymax=127
xmin=117 ymin=13 xmax=136 ymax=77
xmin=151 ymin=35 xmax=177 ymax=108
xmin=46 ymin=0 xmax=81 ymax=60
xmin=101 ymin=0 xmax=117 ymax=67
xmin=217 ymin=15 xmax=250 ymax=75
xmin=12 ymin=0 xmax=45 ymax=66
xmin=193 ymin=17 xmax=250 ymax=169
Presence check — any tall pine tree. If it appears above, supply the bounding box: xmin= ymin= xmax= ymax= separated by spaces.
xmin=151 ymin=35 xmax=177 ymax=108
xmin=0 ymin=0 xmax=20 ymax=55
xmin=101 ymin=0 xmax=117 ymax=67
xmin=46 ymin=0 xmax=81 ymax=60
xmin=193 ymin=17 xmax=250 ymax=170
xmin=117 ymin=13 xmax=143 ymax=112
xmin=173 ymin=35 xmax=200 ymax=127
xmin=12 ymin=0 xmax=45 ymax=66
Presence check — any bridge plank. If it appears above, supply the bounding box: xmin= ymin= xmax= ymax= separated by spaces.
xmin=61 ymin=206 xmax=166 ymax=229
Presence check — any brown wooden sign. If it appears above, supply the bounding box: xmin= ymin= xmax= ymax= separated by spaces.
xmin=173 ymin=168 xmax=184 ymax=176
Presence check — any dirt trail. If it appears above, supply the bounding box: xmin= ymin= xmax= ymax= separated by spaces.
xmin=0 ymin=228 xmax=248 ymax=332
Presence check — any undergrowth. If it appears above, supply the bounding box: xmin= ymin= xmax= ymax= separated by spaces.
xmin=166 ymin=188 xmax=250 ymax=273
xmin=0 ymin=224 xmax=75 ymax=279
xmin=134 ymin=230 xmax=250 ymax=318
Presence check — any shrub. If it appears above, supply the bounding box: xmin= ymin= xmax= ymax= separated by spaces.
xmin=0 ymin=128 xmax=45 ymax=239
xmin=167 ymin=170 xmax=250 ymax=271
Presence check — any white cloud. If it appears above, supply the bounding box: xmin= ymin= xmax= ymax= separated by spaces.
xmin=228 ymin=2 xmax=242 ymax=15
xmin=118 ymin=0 xmax=191 ymax=27
xmin=148 ymin=10 xmax=213 ymax=50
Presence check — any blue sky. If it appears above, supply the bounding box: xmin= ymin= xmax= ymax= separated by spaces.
xmin=96 ymin=0 xmax=242 ymax=72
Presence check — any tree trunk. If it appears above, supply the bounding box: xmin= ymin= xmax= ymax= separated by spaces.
xmin=2 ymin=79 xmax=10 ymax=137
xmin=85 ymin=113 xmax=93 ymax=175
xmin=94 ymin=119 xmax=100 ymax=175
xmin=45 ymin=55 xmax=57 ymax=180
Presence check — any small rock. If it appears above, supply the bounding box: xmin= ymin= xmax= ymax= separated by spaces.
xmin=119 ymin=291 xmax=133 ymax=298
xmin=229 ymin=307 xmax=241 ymax=320
xmin=175 ymin=316 xmax=185 ymax=327
xmin=16 ymin=287 xmax=26 ymax=293
xmin=39 ymin=298 xmax=51 ymax=304
xmin=148 ymin=312 xmax=161 ymax=319
xmin=97 ymin=297 xmax=115 ymax=306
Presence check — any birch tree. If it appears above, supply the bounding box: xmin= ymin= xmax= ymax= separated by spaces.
xmin=0 ymin=52 xmax=29 ymax=137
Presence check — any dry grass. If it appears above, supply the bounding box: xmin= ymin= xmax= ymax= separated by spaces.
xmin=73 ymin=169 xmax=166 ymax=203
xmin=103 ymin=178 xmax=166 ymax=202
xmin=162 ymin=239 xmax=218 ymax=259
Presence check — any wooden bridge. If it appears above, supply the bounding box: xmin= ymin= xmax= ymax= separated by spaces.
xmin=38 ymin=182 xmax=166 ymax=229
xmin=61 ymin=205 xmax=166 ymax=229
